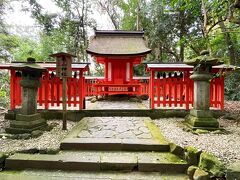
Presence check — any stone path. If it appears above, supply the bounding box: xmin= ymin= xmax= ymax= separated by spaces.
xmin=86 ymin=100 xmax=147 ymax=110
xmin=77 ymin=117 xmax=152 ymax=139
xmin=0 ymin=170 xmax=188 ymax=180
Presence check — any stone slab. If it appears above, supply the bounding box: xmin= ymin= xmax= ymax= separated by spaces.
xmin=61 ymin=138 xmax=170 ymax=152
xmin=100 ymin=154 xmax=137 ymax=171
xmin=226 ymin=162 xmax=240 ymax=180
xmin=122 ymin=139 xmax=169 ymax=152
xmin=5 ymin=153 xmax=101 ymax=171
xmin=5 ymin=124 xmax=48 ymax=134
xmin=0 ymin=170 xmax=189 ymax=180
xmin=138 ymin=152 xmax=188 ymax=173
xmin=16 ymin=113 xmax=42 ymax=121
xmin=10 ymin=119 xmax=46 ymax=128
xmin=60 ymin=138 xmax=122 ymax=151
xmin=5 ymin=151 xmax=188 ymax=173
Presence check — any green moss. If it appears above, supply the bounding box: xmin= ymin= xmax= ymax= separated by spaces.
xmin=169 ymin=143 xmax=184 ymax=158
xmin=199 ymin=152 xmax=226 ymax=177
xmin=187 ymin=165 xmax=198 ymax=179
xmin=184 ymin=146 xmax=201 ymax=166
xmin=195 ymin=129 xmax=209 ymax=134
xmin=193 ymin=168 xmax=210 ymax=180
xmin=144 ymin=119 xmax=168 ymax=144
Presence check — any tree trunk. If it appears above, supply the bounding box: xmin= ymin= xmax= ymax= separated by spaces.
xmin=219 ymin=21 xmax=237 ymax=65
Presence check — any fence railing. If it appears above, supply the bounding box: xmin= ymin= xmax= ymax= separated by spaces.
xmin=150 ymin=71 xmax=224 ymax=110
xmin=10 ymin=71 xmax=224 ymax=110
xmin=10 ymin=70 xmax=85 ymax=110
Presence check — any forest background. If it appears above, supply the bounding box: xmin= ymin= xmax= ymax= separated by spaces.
xmin=0 ymin=0 xmax=240 ymax=107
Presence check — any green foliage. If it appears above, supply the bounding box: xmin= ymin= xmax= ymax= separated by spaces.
xmin=13 ymin=37 xmax=43 ymax=61
xmin=0 ymin=71 xmax=10 ymax=108
xmin=225 ymin=71 xmax=240 ymax=100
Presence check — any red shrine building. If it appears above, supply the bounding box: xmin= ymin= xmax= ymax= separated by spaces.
xmin=86 ymin=30 xmax=151 ymax=95
xmin=0 ymin=30 xmax=230 ymax=111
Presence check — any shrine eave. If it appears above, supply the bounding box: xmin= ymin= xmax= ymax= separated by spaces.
xmin=86 ymin=50 xmax=151 ymax=57
xmin=146 ymin=63 xmax=236 ymax=72
xmin=0 ymin=62 xmax=89 ymax=71
xmin=86 ymin=30 xmax=151 ymax=56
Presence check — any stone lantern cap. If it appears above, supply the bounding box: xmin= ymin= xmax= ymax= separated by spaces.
xmin=10 ymin=57 xmax=46 ymax=72
xmin=184 ymin=50 xmax=223 ymax=66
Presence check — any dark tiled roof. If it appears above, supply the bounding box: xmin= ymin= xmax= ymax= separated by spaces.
xmin=86 ymin=30 xmax=151 ymax=56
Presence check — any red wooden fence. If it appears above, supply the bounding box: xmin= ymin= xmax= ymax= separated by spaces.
xmin=150 ymin=71 xmax=224 ymax=110
xmin=9 ymin=70 xmax=224 ymax=110
xmin=10 ymin=70 xmax=85 ymax=110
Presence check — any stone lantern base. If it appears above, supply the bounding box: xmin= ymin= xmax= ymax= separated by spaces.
xmin=185 ymin=109 xmax=219 ymax=130
xmin=5 ymin=113 xmax=47 ymax=134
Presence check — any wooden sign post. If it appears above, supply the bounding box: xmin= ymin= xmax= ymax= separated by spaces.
xmin=50 ymin=52 xmax=73 ymax=130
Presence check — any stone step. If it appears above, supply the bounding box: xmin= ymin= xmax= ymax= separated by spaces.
xmin=5 ymin=151 xmax=188 ymax=173
xmin=60 ymin=138 xmax=170 ymax=152
xmin=0 ymin=170 xmax=189 ymax=180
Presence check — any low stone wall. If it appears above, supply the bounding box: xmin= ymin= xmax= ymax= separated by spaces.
xmin=40 ymin=109 xmax=224 ymax=121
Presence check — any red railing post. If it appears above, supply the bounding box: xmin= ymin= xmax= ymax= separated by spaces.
xmin=220 ymin=76 xmax=224 ymax=110
xmin=44 ymin=71 xmax=49 ymax=109
xmin=185 ymin=71 xmax=190 ymax=110
xmin=79 ymin=70 xmax=83 ymax=110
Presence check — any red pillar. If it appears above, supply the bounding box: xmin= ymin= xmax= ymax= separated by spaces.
xmin=185 ymin=71 xmax=190 ymax=110
xmin=220 ymin=76 xmax=224 ymax=110
xmin=10 ymin=69 xmax=16 ymax=110
xmin=79 ymin=70 xmax=83 ymax=110
xmin=150 ymin=70 xmax=155 ymax=109
xmin=44 ymin=71 xmax=49 ymax=109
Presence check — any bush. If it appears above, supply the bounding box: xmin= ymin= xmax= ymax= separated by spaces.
xmin=225 ymin=71 xmax=240 ymax=101
xmin=0 ymin=71 xmax=10 ymax=108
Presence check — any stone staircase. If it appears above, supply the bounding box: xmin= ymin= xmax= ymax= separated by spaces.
xmin=3 ymin=116 xmax=190 ymax=179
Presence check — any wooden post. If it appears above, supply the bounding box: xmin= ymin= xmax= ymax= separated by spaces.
xmin=62 ymin=77 xmax=67 ymax=130
xmin=50 ymin=52 xmax=74 ymax=131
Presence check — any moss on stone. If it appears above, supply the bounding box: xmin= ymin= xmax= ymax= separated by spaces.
xmin=226 ymin=162 xmax=240 ymax=180
xmin=184 ymin=146 xmax=201 ymax=166
xmin=193 ymin=168 xmax=210 ymax=180
xmin=169 ymin=143 xmax=184 ymax=158
xmin=0 ymin=152 xmax=7 ymax=169
xmin=187 ymin=165 xmax=198 ymax=180
xmin=144 ymin=119 xmax=168 ymax=144
xmin=195 ymin=129 xmax=209 ymax=134
xmin=199 ymin=152 xmax=226 ymax=177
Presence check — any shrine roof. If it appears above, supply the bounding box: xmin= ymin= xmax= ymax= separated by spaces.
xmin=86 ymin=30 xmax=151 ymax=56
xmin=0 ymin=62 xmax=89 ymax=71
xmin=146 ymin=63 xmax=235 ymax=71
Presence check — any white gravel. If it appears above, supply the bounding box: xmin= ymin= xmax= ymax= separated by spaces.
xmin=0 ymin=115 xmax=76 ymax=153
xmin=153 ymin=117 xmax=240 ymax=165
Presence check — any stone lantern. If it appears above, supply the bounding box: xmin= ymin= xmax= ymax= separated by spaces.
xmin=6 ymin=58 xmax=47 ymax=134
xmin=184 ymin=50 xmax=223 ymax=130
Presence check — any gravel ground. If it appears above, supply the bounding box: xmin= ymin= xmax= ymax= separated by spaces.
xmin=153 ymin=117 xmax=240 ymax=165
xmin=0 ymin=114 xmax=76 ymax=153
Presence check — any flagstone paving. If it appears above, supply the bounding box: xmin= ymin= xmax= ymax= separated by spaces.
xmin=77 ymin=117 xmax=152 ymax=139
xmin=86 ymin=100 xmax=147 ymax=110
